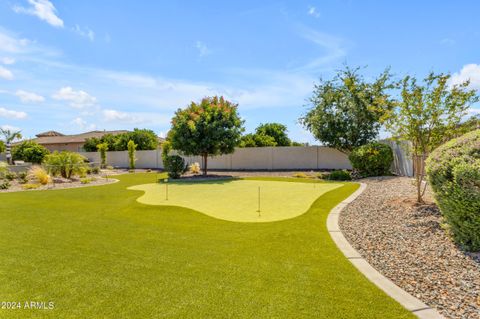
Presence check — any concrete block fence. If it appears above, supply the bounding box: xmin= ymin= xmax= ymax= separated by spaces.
xmin=78 ymin=146 xmax=353 ymax=171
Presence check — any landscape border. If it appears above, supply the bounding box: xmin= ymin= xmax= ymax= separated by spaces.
xmin=326 ymin=183 xmax=443 ymax=319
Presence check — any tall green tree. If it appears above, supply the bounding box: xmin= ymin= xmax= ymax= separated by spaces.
xmin=169 ymin=96 xmax=244 ymax=175
xmin=114 ymin=129 xmax=158 ymax=151
xmin=300 ymin=66 xmax=395 ymax=153
xmin=255 ymin=123 xmax=291 ymax=146
xmin=385 ymin=72 xmax=479 ymax=203
xmin=12 ymin=140 xmax=50 ymax=164
xmin=239 ymin=133 xmax=277 ymax=147
xmin=0 ymin=128 xmax=22 ymax=164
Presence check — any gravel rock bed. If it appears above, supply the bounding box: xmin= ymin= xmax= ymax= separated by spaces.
xmin=339 ymin=176 xmax=480 ymax=319
xmin=0 ymin=173 xmax=117 ymax=193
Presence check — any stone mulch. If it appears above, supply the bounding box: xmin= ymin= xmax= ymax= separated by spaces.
xmin=339 ymin=176 xmax=480 ymax=319
xmin=0 ymin=172 xmax=117 ymax=193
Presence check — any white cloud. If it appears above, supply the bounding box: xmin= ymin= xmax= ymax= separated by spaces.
xmin=195 ymin=41 xmax=211 ymax=57
xmin=297 ymin=26 xmax=346 ymax=70
xmin=0 ymin=124 xmax=21 ymax=132
xmin=0 ymin=66 xmax=14 ymax=80
xmin=308 ymin=6 xmax=320 ymax=18
xmin=0 ymin=30 xmax=30 ymax=53
xmin=0 ymin=107 xmax=28 ymax=119
xmin=72 ymin=117 xmax=96 ymax=130
xmin=449 ymin=64 xmax=480 ymax=90
xmin=13 ymin=0 xmax=64 ymax=28
xmin=52 ymin=86 xmax=97 ymax=108
xmin=102 ymin=109 xmax=169 ymax=125
xmin=440 ymin=38 xmax=455 ymax=46
xmin=1 ymin=57 xmax=15 ymax=65
xmin=15 ymin=90 xmax=45 ymax=103
xmin=73 ymin=25 xmax=95 ymax=42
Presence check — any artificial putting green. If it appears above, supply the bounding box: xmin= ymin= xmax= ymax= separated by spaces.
xmin=128 ymin=179 xmax=343 ymax=222
xmin=0 ymin=173 xmax=413 ymax=318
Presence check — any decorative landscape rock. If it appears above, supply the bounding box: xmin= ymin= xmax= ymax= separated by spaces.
xmin=339 ymin=177 xmax=480 ymax=319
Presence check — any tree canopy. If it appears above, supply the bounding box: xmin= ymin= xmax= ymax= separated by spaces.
xmin=83 ymin=129 xmax=158 ymax=152
xmin=300 ymin=66 xmax=395 ymax=153
xmin=168 ymin=96 xmax=244 ymax=175
xmin=12 ymin=140 xmax=50 ymax=164
xmin=239 ymin=122 xmax=294 ymax=147
xmin=385 ymin=72 xmax=478 ymax=202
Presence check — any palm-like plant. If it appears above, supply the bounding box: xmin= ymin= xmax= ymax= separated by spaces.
xmin=0 ymin=128 xmax=22 ymax=164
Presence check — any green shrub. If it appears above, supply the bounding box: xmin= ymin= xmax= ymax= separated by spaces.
xmin=91 ymin=167 xmax=100 ymax=174
xmin=12 ymin=140 xmax=49 ymax=164
xmin=0 ymin=180 xmax=11 ymax=189
xmin=43 ymin=151 xmax=88 ymax=179
xmin=349 ymin=142 xmax=393 ymax=177
xmin=5 ymin=171 xmax=16 ymax=181
xmin=426 ymin=129 xmax=480 ymax=251
xmin=164 ymin=155 xmax=187 ymax=179
xmin=17 ymin=171 xmax=28 ymax=184
xmin=326 ymin=170 xmax=352 ymax=181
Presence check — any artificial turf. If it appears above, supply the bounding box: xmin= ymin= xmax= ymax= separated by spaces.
xmin=128 ymin=179 xmax=343 ymax=222
xmin=0 ymin=173 xmax=413 ymax=318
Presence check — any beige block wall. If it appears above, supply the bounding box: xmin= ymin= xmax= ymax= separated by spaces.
xmin=79 ymin=146 xmax=352 ymax=170
xmin=272 ymin=146 xmax=318 ymax=169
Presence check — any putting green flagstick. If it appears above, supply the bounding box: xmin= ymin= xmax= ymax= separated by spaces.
xmin=257 ymin=186 xmax=261 ymax=216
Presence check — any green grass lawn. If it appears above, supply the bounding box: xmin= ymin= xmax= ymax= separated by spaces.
xmin=0 ymin=173 xmax=413 ymax=318
xmin=128 ymin=179 xmax=343 ymax=222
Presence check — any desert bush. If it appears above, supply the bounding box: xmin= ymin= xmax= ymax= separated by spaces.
xmin=349 ymin=142 xmax=393 ymax=177
xmin=426 ymin=129 xmax=480 ymax=251
xmin=292 ymin=172 xmax=310 ymax=179
xmin=164 ymin=155 xmax=187 ymax=179
xmin=189 ymin=162 xmax=201 ymax=174
xmin=43 ymin=151 xmax=87 ymax=179
xmin=22 ymin=183 xmax=41 ymax=190
xmin=91 ymin=167 xmax=100 ymax=174
xmin=28 ymin=166 xmax=50 ymax=185
xmin=12 ymin=140 xmax=49 ymax=164
xmin=5 ymin=171 xmax=16 ymax=181
xmin=0 ymin=162 xmax=8 ymax=178
xmin=0 ymin=180 xmax=11 ymax=189
xmin=325 ymin=170 xmax=352 ymax=181
xmin=17 ymin=171 xmax=28 ymax=184
xmin=80 ymin=178 xmax=92 ymax=184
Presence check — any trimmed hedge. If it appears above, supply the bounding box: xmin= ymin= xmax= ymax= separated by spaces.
xmin=349 ymin=142 xmax=393 ymax=177
xmin=426 ymin=129 xmax=480 ymax=251
xmin=163 ymin=155 xmax=187 ymax=179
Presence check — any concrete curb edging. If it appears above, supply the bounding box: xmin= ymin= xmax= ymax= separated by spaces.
xmin=327 ymin=183 xmax=443 ymax=319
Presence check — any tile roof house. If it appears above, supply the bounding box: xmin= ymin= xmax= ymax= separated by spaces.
xmin=31 ymin=130 xmax=129 ymax=152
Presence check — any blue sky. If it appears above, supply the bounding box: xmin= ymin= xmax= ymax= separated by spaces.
xmin=0 ymin=0 xmax=479 ymax=143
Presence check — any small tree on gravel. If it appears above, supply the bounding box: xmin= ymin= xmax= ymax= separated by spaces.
xmin=385 ymin=72 xmax=478 ymax=203
xmin=168 ymin=96 xmax=244 ymax=175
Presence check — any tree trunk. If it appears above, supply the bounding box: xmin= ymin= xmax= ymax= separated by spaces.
xmin=202 ymin=154 xmax=208 ymax=176
xmin=414 ymin=155 xmax=425 ymax=203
